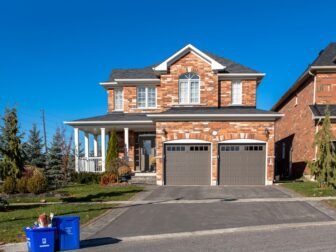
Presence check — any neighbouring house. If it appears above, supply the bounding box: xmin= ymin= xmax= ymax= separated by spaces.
xmin=272 ymin=43 xmax=336 ymax=179
xmin=65 ymin=44 xmax=282 ymax=186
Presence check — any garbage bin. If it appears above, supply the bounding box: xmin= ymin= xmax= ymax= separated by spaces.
xmin=24 ymin=227 xmax=56 ymax=252
xmin=52 ymin=216 xmax=80 ymax=251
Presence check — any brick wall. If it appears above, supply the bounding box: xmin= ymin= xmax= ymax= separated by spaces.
xmin=274 ymin=78 xmax=316 ymax=177
xmin=155 ymin=121 xmax=275 ymax=185
xmin=316 ymin=73 xmax=336 ymax=104
xmin=107 ymin=89 xmax=114 ymax=112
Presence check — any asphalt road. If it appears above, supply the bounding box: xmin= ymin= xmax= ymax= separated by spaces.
xmin=80 ymin=223 xmax=336 ymax=252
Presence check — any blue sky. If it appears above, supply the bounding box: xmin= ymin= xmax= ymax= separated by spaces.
xmin=0 ymin=0 xmax=335 ymax=143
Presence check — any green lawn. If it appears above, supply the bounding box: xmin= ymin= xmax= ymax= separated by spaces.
xmin=0 ymin=184 xmax=144 ymax=244
xmin=0 ymin=203 xmax=113 ymax=243
xmin=280 ymin=181 xmax=336 ymax=197
xmin=6 ymin=184 xmax=143 ymax=204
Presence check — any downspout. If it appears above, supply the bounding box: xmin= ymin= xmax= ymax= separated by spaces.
xmin=308 ymin=69 xmax=317 ymax=104
xmin=314 ymin=117 xmax=322 ymax=160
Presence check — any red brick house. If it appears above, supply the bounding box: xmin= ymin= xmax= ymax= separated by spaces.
xmin=272 ymin=43 xmax=336 ymax=179
xmin=65 ymin=44 xmax=282 ymax=185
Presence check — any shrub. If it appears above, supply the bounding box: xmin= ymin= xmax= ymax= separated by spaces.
xmin=0 ymin=197 xmax=9 ymax=211
xmin=27 ymin=169 xmax=48 ymax=194
xmin=23 ymin=165 xmax=37 ymax=179
xmin=16 ymin=177 xmax=28 ymax=193
xmin=3 ymin=176 xmax=16 ymax=194
xmin=71 ymin=172 xmax=101 ymax=184
xmin=100 ymin=172 xmax=118 ymax=186
xmin=118 ymin=166 xmax=131 ymax=177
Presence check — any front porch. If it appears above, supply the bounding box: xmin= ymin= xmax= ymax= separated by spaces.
xmin=72 ymin=125 xmax=157 ymax=174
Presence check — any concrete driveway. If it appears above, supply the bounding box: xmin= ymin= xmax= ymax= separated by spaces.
xmin=89 ymin=186 xmax=334 ymax=240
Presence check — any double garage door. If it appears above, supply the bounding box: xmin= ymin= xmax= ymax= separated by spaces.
xmin=164 ymin=143 xmax=266 ymax=186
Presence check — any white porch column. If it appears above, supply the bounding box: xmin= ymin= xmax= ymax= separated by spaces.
xmin=84 ymin=132 xmax=89 ymax=159
xmin=124 ymin=128 xmax=129 ymax=160
xmin=93 ymin=135 xmax=98 ymax=157
xmin=74 ymin=128 xmax=79 ymax=172
xmin=101 ymin=128 xmax=106 ymax=172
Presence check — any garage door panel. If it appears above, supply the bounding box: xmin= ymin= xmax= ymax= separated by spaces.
xmin=165 ymin=144 xmax=210 ymax=185
xmin=219 ymin=144 xmax=265 ymax=185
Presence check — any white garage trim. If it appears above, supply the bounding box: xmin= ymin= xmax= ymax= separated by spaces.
xmin=219 ymin=139 xmax=266 ymax=144
xmin=164 ymin=139 xmax=213 ymax=185
xmin=219 ymin=139 xmax=268 ymax=185
xmin=164 ymin=139 xmax=211 ymax=144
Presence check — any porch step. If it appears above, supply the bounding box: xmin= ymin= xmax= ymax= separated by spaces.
xmin=129 ymin=174 xmax=157 ymax=185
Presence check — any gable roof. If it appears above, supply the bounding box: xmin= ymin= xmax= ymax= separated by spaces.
xmin=104 ymin=44 xmax=261 ymax=82
xmin=272 ymin=43 xmax=336 ymax=111
xmin=153 ymin=44 xmax=225 ymax=72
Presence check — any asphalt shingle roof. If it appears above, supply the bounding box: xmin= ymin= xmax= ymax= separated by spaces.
xmin=311 ymin=43 xmax=336 ymax=66
xmin=105 ymin=50 xmax=260 ymax=81
xmin=154 ymin=107 xmax=279 ymax=115
xmin=70 ymin=113 xmax=150 ymax=122
xmin=309 ymin=104 xmax=336 ymax=117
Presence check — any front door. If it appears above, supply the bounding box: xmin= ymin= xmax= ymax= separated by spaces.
xmin=139 ymin=136 xmax=156 ymax=172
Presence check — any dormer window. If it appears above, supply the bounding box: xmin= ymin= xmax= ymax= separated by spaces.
xmin=179 ymin=72 xmax=200 ymax=104
xmin=114 ymin=88 xmax=123 ymax=111
xmin=231 ymin=80 xmax=242 ymax=105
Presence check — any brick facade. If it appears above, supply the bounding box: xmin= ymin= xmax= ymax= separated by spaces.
xmin=274 ymin=77 xmax=316 ymax=178
xmin=103 ymin=49 xmax=274 ymax=186
xmin=316 ymin=73 xmax=336 ymax=104
xmin=155 ymin=121 xmax=275 ymax=185
xmin=274 ymin=72 xmax=336 ymax=179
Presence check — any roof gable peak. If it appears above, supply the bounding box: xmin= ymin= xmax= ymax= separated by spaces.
xmin=153 ymin=44 xmax=226 ymax=72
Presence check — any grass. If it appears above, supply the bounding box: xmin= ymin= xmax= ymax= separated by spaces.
xmin=0 ymin=184 xmax=144 ymax=243
xmin=0 ymin=203 xmax=114 ymax=243
xmin=6 ymin=184 xmax=144 ymax=204
xmin=280 ymin=181 xmax=336 ymax=197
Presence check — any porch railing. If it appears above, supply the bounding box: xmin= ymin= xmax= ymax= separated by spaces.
xmin=78 ymin=157 xmax=102 ymax=172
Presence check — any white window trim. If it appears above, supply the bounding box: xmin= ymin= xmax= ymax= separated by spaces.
xmin=231 ymin=80 xmax=242 ymax=105
xmin=178 ymin=75 xmax=201 ymax=105
xmin=114 ymin=88 xmax=123 ymax=111
xmin=137 ymin=86 xmax=157 ymax=109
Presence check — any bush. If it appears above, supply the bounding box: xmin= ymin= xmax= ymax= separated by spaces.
xmin=71 ymin=172 xmax=101 ymax=184
xmin=0 ymin=197 xmax=9 ymax=211
xmin=100 ymin=172 xmax=118 ymax=186
xmin=3 ymin=176 xmax=16 ymax=194
xmin=27 ymin=169 xmax=48 ymax=194
xmin=118 ymin=166 xmax=131 ymax=177
xmin=16 ymin=177 xmax=28 ymax=193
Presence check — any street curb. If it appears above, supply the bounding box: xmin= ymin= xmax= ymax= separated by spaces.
xmin=118 ymin=220 xmax=336 ymax=243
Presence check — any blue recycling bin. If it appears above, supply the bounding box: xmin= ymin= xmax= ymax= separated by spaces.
xmin=24 ymin=227 xmax=56 ymax=252
xmin=52 ymin=216 xmax=80 ymax=251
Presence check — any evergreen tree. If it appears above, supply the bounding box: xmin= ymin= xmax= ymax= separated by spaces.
xmin=106 ymin=129 xmax=119 ymax=171
xmin=309 ymin=108 xmax=336 ymax=188
xmin=46 ymin=128 xmax=64 ymax=188
xmin=0 ymin=108 xmax=24 ymax=179
xmin=24 ymin=124 xmax=45 ymax=168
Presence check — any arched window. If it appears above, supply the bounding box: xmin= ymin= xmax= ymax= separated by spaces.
xmin=179 ymin=72 xmax=200 ymax=104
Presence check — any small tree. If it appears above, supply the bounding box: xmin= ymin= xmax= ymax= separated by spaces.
xmin=309 ymin=108 xmax=336 ymax=188
xmin=0 ymin=107 xmax=25 ymax=179
xmin=24 ymin=124 xmax=45 ymax=169
xmin=106 ymin=129 xmax=119 ymax=170
xmin=46 ymin=128 xmax=64 ymax=188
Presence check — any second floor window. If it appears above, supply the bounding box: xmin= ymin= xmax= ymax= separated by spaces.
xmin=114 ymin=88 xmax=123 ymax=111
xmin=231 ymin=80 xmax=242 ymax=105
xmin=179 ymin=72 xmax=200 ymax=104
xmin=137 ymin=87 xmax=156 ymax=108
